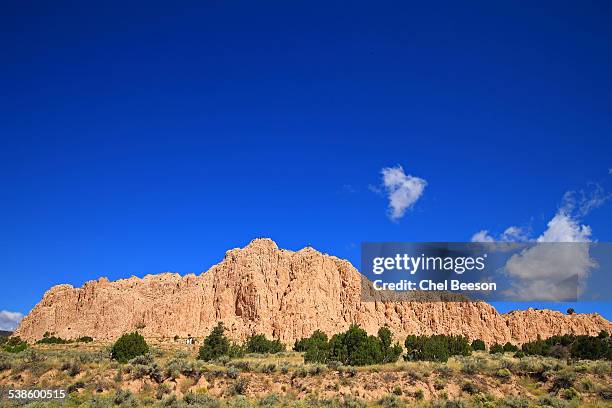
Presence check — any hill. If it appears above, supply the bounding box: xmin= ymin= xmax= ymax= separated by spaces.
xmin=14 ymin=238 xmax=612 ymax=344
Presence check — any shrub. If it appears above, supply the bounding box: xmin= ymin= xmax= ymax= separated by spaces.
xmin=503 ymin=342 xmax=518 ymax=352
xmin=460 ymin=381 xmax=479 ymax=395
xmin=245 ymin=334 xmax=285 ymax=354
xmin=77 ymin=336 xmax=94 ymax=343
xmin=294 ymin=330 xmax=327 ymax=351
xmin=489 ymin=343 xmax=504 ymax=354
xmin=229 ymin=343 xmax=246 ymax=358
xmin=551 ymin=371 xmax=576 ymax=392
xmin=514 ymin=350 xmax=525 ymax=358
xmin=3 ymin=336 xmax=28 ymax=353
xmin=183 ymin=392 xmax=220 ymax=407
xmin=559 ymin=387 xmax=579 ymax=400
xmin=404 ymin=334 xmax=471 ymax=362
xmin=497 ymin=396 xmax=529 ymax=408
xmin=111 ymin=332 xmax=149 ymax=363
xmin=299 ymin=324 xmax=402 ymax=366
xmin=521 ymin=333 xmax=611 ymax=360
xmin=198 ymin=323 xmax=230 ymax=361
xmin=113 ymin=389 xmax=137 ymax=406
xmin=378 ymin=327 xmax=403 ymax=363
xmin=258 ymin=394 xmax=280 ymax=408
xmin=496 ymin=368 xmax=512 ymax=381
xmin=377 ymin=394 xmax=405 ymax=408
xmin=227 ymin=377 xmax=249 ymax=396
xmin=471 ymin=339 xmax=486 ymax=351
xmin=37 ymin=336 xmax=70 ymax=344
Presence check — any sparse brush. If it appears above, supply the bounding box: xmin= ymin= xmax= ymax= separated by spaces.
xmin=377 ymin=394 xmax=405 ymax=408
xmin=341 ymin=395 xmax=366 ymax=408
xmin=496 ymin=368 xmax=512 ymax=381
xmin=497 ymin=396 xmax=530 ymax=408
xmin=183 ymin=392 xmax=221 ymax=407
xmin=227 ymin=377 xmax=249 ymax=396
xmin=258 ymin=393 xmax=280 ymax=407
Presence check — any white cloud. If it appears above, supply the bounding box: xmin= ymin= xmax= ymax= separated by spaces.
xmin=471 ymin=230 xmax=495 ymax=243
xmin=471 ymin=226 xmax=527 ymax=243
xmin=380 ymin=165 xmax=427 ymax=221
xmin=472 ymin=184 xmax=608 ymax=301
xmin=0 ymin=310 xmax=23 ymax=331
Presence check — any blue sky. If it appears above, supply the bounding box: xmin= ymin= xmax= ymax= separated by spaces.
xmin=1 ymin=1 xmax=612 ymax=329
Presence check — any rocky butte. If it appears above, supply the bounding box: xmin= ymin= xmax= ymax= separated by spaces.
xmin=15 ymin=238 xmax=612 ymax=345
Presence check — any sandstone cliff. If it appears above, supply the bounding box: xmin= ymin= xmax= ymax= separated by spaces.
xmin=15 ymin=238 xmax=612 ymax=345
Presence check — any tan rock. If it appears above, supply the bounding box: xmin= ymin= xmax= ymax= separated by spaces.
xmin=14 ymin=238 xmax=612 ymax=344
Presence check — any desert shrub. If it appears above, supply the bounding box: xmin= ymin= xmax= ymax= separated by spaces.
xmin=76 ymin=336 xmax=93 ymax=343
xmin=435 ymin=365 xmax=454 ymax=378
xmin=258 ymin=393 xmax=280 ymax=408
xmin=536 ymin=395 xmax=569 ymax=408
xmin=550 ymin=371 xmax=576 ymax=392
xmin=128 ymin=354 xmax=163 ymax=382
xmin=471 ymin=339 xmax=486 ymax=351
xmin=307 ymin=364 xmax=326 ymax=375
xmin=199 ymin=322 xmax=230 ymax=361
xmin=460 ymin=381 xmax=480 ymax=395
xmin=298 ymin=324 xmax=402 ymax=366
xmin=227 ymin=377 xmax=249 ymax=396
xmin=413 ymin=389 xmax=424 ymax=400
xmin=434 ymin=378 xmax=446 ymax=390
xmin=559 ymin=387 xmax=579 ymax=400
xmin=329 ymin=325 xmax=383 ymax=366
xmin=598 ymin=387 xmax=612 ymax=400
xmin=245 ymin=334 xmax=285 ymax=354
xmin=404 ymin=334 xmax=471 ymax=362
xmin=229 ymin=343 xmax=246 ymax=358
xmin=227 ymin=366 xmax=240 ymax=379
xmin=37 ymin=335 xmax=70 ymax=344
xmin=497 ymin=396 xmax=529 ymax=408
xmin=3 ymin=336 xmax=28 ymax=353
xmin=377 ymin=394 xmax=405 ymax=408
xmin=521 ymin=333 xmax=611 ymax=361
xmin=378 ymin=327 xmax=403 ymax=363
xmin=61 ymin=360 xmax=82 ymax=377
xmin=294 ymin=330 xmax=328 ymax=351
xmin=503 ymin=342 xmax=518 ymax=352
xmin=458 ymin=356 xmax=486 ymax=375
xmin=572 ymin=378 xmax=593 ymax=394
xmin=0 ymin=354 xmax=12 ymax=371
xmin=514 ymin=350 xmax=525 ymax=358
xmin=183 ymin=392 xmax=221 ymax=407
xmin=111 ymin=332 xmax=148 ymax=363
xmin=496 ymin=368 xmax=512 ymax=381
xmin=165 ymin=357 xmax=193 ymax=379
xmin=342 ymin=395 xmax=366 ymax=408
xmin=156 ymin=383 xmax=171 ymax=400
xmin=113 ymin=389 xmax=137 ymax=406
xmin=489 ymin=343 xmax=504 ymax=354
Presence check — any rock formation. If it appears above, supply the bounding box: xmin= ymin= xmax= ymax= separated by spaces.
xmin=15 ymin=238 xmax=612 ymax=344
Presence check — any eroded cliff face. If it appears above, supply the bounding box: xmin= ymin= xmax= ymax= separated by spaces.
xmin=14 ymin=238 xmax=612 ymax=344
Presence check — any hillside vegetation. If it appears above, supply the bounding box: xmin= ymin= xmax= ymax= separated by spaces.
xmin=0 ymin=326 xmax=611 ymax=407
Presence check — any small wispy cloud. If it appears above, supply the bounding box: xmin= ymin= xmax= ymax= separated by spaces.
xmin=471 ymin=226 xmax=528 ymax=243
xmin=0 ymin=310 xmax=23 ymax=331
xmin=378 ymin=165 xmax=427 ymax=221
